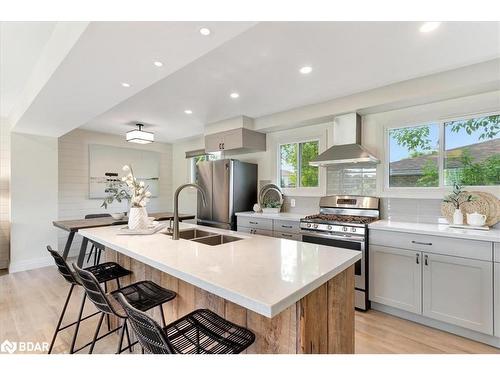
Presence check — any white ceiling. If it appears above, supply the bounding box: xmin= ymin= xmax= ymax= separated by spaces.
xmin=4 ymin=21 xmax=500 ymax=141
xmin=81 ymin=21 xmax=500 ymax=142
xmin=9 ymin=21 xmax=257 ymax=135
xmin=0 ymin=21 xmax=57 ymax=118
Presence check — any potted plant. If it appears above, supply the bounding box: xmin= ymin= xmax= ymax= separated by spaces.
xmin=262 ymin=197 xmax=282 ymax=214
xmin=443 ymin=183 xmax=474 ymax=225
xmin=102 ymin=165 xmax=152 ymax=229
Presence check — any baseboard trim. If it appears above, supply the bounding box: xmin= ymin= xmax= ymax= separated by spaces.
xmin=371 ymin=302 xmax=500 ymax=349
xmin=8 ymin=256 xmax=54 ymax=273
xmin=8 ymin=250 xmax=92 ymax=273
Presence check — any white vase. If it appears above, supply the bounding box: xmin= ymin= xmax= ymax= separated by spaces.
xmin=452 ymin=208 xmax=463 ymax=225
xmin=128 ymin=207 xmax=148 ymax=230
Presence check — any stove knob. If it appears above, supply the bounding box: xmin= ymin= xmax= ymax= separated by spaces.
xmin=342 ymin=227 xmax=348 ymax=232
xmin=306 ymin=223 xmax=311 ymax=228
xmin=313 ymin=224 xmax=318 ymax=229
xmin=351 ymin=227 xmax=356 ymax=233
xmin=327 ymin=225 xmax=332 ymax=230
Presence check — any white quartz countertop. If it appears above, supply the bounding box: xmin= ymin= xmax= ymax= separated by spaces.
xmin=369 ymin=220 xmax=500 ymax=242
xmin=235 ymin=211 xmax=309 ymax=221
xmin=79 ymin=223 xmax=360 ymax=318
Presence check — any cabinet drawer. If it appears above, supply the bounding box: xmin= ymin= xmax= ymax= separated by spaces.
xmin=494 ymin=243 xmax=500 ymax=263
xmin=370 ymin=230 xmax=492 ymax=261
xmin=237 ymin=226 xmax=273 ymax=237
xmin=273 ymin=220 xmax=300 ymax=234
xmin=274 ymin=231 xmax=302 ymax=241
xmin=237 ymin=216 xmax=273 ymax=231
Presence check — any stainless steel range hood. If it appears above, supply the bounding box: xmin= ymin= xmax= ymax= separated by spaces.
xmin=310 ymin=113 xmax=379 ymax=166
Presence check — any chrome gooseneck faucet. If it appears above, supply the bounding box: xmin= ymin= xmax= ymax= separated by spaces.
xmin=172 ymin=183 xmax=207 ymax=240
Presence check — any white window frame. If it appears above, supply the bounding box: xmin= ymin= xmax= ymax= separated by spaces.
xmin=189 ymin=152 xmax=221 ymax=183
xmin=276 ymin=138 xmax=324 ymax=196
xmin=384 ymin=110 xmax=500 ymax=194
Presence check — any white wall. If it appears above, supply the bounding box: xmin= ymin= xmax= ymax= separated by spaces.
xmin=10 ymin=132 xmax=58 ymax=272
xmin=171 ymin=136 xmax=205 ymax=215
xmin=58 ymin=129 xmax=173 ymax=256
xmin=172 ymin=90 xmax=500 ymax=218
xmin=0 ymin=118 xmax=11 ymax=269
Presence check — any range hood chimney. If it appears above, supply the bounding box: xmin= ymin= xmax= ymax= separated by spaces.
xmin=310 ymin=113 xmax=379 ymax=166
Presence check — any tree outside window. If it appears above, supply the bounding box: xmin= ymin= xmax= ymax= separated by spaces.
xmin=388 ymin=114 xmax=499 ymax=188
xmin=279 ymin=141 xmax=319 ymax=189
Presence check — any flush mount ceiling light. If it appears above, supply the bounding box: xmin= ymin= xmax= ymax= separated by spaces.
xmin=153 ymin=61 xmax=163 ymax=67
xmin=419 ymin=22 xmax=441 ymax=33
xmin=230 ymin=92 xmax=240 ymax=99
xmin=184 ymin=109 xmax=193 ymax=114
xmin=121 ymin=82 xmax=131 ymax=87
xmin=199 ymin=27 xmax=211 ymax=36
xmin=299 ymin=66 xmax=313 ymax=74
xmin=126 ymin=124 xmax=154 ymax=144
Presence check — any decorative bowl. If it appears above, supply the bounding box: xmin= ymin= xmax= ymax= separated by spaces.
xmin=111 ymin=213 xmax=125 ymax=220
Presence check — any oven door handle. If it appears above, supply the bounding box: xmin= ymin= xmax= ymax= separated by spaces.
xmin=301 ymin=230 xmax=365 ymax=243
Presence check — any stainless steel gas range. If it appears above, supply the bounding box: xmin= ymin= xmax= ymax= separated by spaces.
xmin=300 ymin=195 xmax=380 ymax=311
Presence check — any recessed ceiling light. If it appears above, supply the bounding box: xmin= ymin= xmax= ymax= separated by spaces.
xmin=184 ymin=109 xmax=193 ymax=114
xmin=299 ymin=66 xmax=313 ymax=74
xmin=199 ymin=27 xmax=211 ymax=36
xmin=121 ymin=82 xmax=131 ymax=88
xmin=230 ymin=92 xmax=240 ymax=99
xmin=153 ymin=61 xmax=163 ymax=67
xmin=419 ymin=22 xmax=441 ymax=33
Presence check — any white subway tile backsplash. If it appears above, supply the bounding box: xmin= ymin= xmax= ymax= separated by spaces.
xmin=380 ymin=198 xmax=446 ymax=224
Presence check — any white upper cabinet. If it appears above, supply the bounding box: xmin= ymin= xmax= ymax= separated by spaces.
xmin=422 ymin=253 xmax=493 ymax=335
xmin=369 ymin=245 xmax=422 ymax=314
xmin=205 ymin=128 xmax=266 ymax=153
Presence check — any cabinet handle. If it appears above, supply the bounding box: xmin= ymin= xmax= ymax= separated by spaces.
xmin=281 ymin=225 xmax=293 ymax=229
xmin=416 ymin=253 xmax=420 ymax=264
xmin=249 ymin=221 xmax=258 ymax=225
xmin=424 ymin=254 xmax=429 ymax=266
xmin=282 ymin=233 xmax=292 ymax=237
xmin=411 ymin=240 xmax=432 ymax=246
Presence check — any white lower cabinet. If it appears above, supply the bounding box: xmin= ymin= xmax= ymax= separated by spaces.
xmin=369 ymin=245 xmax=422 ymax=314
xmin=495 ymin=263 xmax=500 ymax=338
xmin=422 ymin=253 xmax=493 ymax=335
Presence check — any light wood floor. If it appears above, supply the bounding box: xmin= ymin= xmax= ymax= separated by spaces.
xmin=1 ymin=264 xmax=499 ymax=354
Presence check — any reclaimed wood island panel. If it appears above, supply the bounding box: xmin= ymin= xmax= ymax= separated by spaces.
xmin=80 ymin=223 xmax=359 ymax=354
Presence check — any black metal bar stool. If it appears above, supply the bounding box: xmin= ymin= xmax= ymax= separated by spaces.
xmin=116 ymin=293 xmax=255 ymax=354
xmin=72 ymin=264 xmax=177 ymax=354
xmin=46 ymin=246 xmax=132 ymax=354
xmin=84 ymin=214 xmax=111 ymax=266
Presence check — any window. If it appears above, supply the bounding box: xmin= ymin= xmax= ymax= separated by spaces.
xmin=387 ymin=114 xmax=499 ymax=188
xmin=190 ymin=152 xmax=221 ymax=183
xmin=388 ymin=124 xmax=439 ymax=187
xmin=279 ymin=140 xmax=319 ymax=189
xmin=444 ymin=115 xmax=499 ymax=186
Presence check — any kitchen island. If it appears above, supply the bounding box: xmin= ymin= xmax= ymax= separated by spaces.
xmin=79 ymin=223 xmax=361 ymax=354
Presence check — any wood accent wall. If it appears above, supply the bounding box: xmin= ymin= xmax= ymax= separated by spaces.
xmin=106 ymin=249 xmax=355 ymax=354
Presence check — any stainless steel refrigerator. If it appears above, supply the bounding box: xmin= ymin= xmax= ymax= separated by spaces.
xmin=196 ymin=159 xmax=257 ymax=230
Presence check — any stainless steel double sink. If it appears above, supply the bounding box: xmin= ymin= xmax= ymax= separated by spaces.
xmin=165 ymin=228 xmax=243 ymax=246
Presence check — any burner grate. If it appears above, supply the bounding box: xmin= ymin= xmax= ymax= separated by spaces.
xmin=303 ymin=214 xmax=378 ymax=225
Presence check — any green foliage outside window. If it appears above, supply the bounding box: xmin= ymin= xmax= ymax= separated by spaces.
xmin=390 ymin=115 xmax=499 ymax=187
xmin=279 ymin=141 xmax=319 ymax=188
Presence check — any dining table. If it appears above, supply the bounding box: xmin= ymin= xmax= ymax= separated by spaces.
xmin=52 ymin=212 xmax=196 ymax=266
